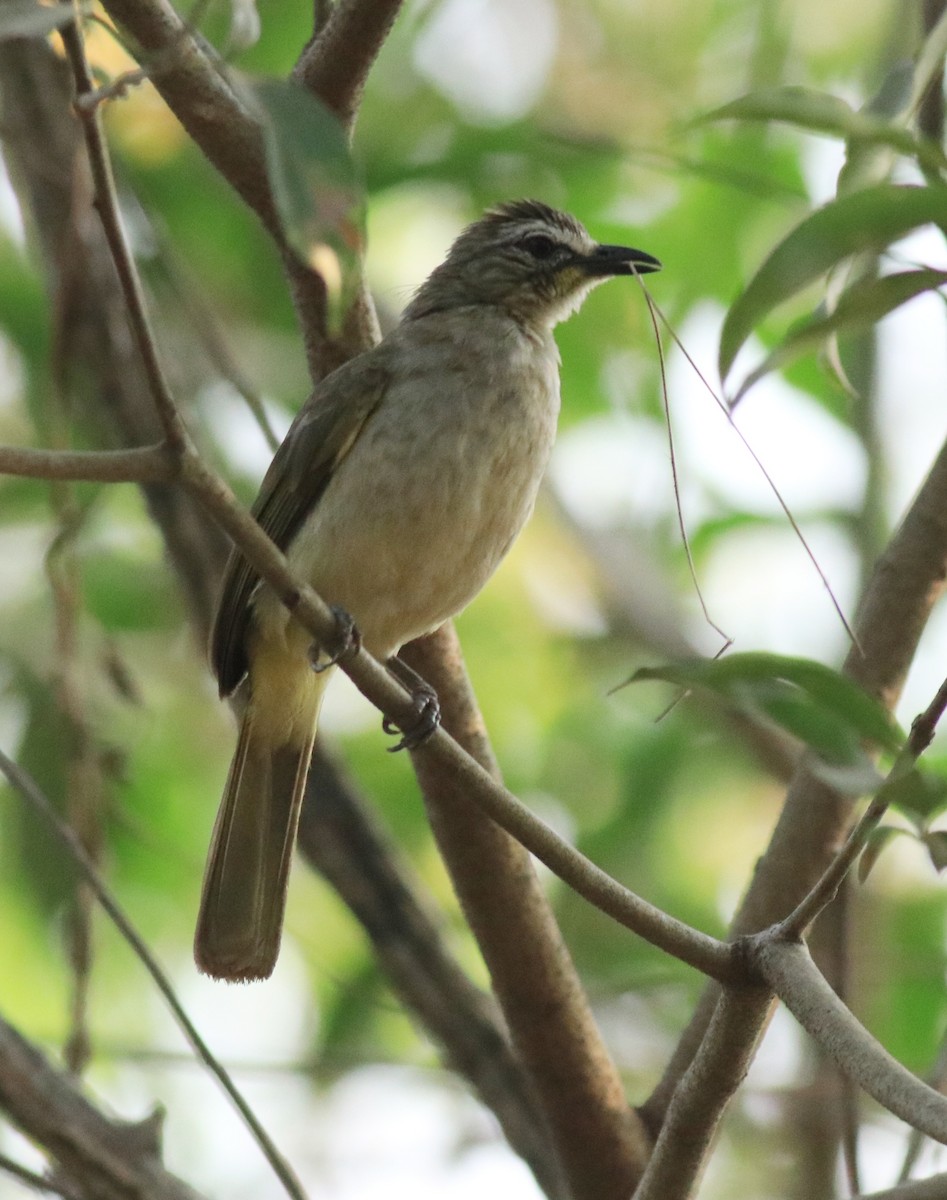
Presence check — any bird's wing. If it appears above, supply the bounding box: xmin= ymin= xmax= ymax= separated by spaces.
xmin=211 ymin=353 xmax=392 ymax=697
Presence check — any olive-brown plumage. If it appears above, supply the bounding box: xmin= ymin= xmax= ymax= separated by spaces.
xmin=196 ymin=200 xmax=660 ymax=981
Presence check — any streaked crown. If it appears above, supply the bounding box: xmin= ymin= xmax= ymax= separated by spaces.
xmin=405 ymin=199 xmax=659 ymax=330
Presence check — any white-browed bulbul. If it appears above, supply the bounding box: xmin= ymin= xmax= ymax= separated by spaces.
xmin=196 ymin=199 xmax=660 ymax=981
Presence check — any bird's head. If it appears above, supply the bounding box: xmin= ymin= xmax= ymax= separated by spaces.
xmin=405 ymin=199 xmax=661 ymax=330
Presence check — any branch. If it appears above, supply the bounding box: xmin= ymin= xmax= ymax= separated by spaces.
xmin=756 ymin=938 xmax=947 ymax=1144
xmin=0 ymin=1014 xmax=204 ymax=1200
xmin=404 ymin=629 xmax=651 ymax=1199
xmin=293 ymin=0 xmax=405 ymax=128
xmin=633 ymin=983 xmax=773 ymax=1200
xmin=643 ymin=431 xmax=947 ymax=1133
xmin=779 ymin=669 xmax=947 ymax=939
xmin=62 ymin=18 xmax=188 ymax=454
xmin=176 ymin=449 xmax=729 ymax=978
xmin=298 ymin=745 xmax=570 ymax=1200
xmin=0 ymin=444 xmax=175 ymax=483
xmin=96 ymin=0 xmax=278 ymax=232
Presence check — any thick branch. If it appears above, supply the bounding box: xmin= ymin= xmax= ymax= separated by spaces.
xmin=0 ymin=1015 xmax=202 ymax=1200
xmin=96 ymin=0 xmax=347 ymax=380
xmin=177 ymin=450 xmax=736 ymax=977
xmin=634 ymin=983 xmax=773 ymax=1200
xmin=293 ymin=0 xmax=404 ymax=128
xmin=299 ymin=745 xmax=569 ymax=1200
xmin=96 ymin=0 xmax=277 ymax=230
xmin=404 ymin=629 xmax=651 ymax=1200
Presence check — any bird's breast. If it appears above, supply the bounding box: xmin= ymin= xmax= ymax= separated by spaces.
xmin=258 ymin=318 xmax=561 ymax=659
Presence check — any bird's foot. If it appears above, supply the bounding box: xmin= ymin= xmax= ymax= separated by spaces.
xmin=309 ymin=605 xmax=361 ymax=673
xmin=383 ymin=656 xmax=441 ymax=752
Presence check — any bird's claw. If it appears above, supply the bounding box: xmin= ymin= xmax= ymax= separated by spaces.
xmin=384 ymin=691 xmax=440 ymax=752
xmin=383 ymin=658 xmax=440 ymax=752
xmin=309 ymin=605 xmax=361 ymax=673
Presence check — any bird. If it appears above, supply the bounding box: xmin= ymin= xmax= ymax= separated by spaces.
xmin=195 ymin=198 xmax=660 ymax=982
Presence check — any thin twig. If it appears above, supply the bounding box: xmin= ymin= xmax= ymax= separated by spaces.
xmin=0 ymin=444 xmax=175 ymax=483
xmin=0 ymin=1153 xmax=72 ymax=1198
xmin=61 ymin=12 xmax=189 ymax=455
xmin=778 ymin=671 xmax=947 ymax=939
xmin=0 ymin=751 xmax=308 ymax=1200
xmin=73 ymin=65 xmax=148 ymax=112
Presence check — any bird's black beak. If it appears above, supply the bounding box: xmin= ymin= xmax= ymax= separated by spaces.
xmin=583 ymin=243 xmax=662 ymax=278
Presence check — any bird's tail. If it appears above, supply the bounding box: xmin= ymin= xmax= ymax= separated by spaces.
xmin=194 ymin=669 xmax=330 ymax=982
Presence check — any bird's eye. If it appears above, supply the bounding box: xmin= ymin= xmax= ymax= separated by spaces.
xmin=519 ymin=234 xmax=559 ymax=260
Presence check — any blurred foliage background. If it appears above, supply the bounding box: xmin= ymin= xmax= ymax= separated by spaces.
xmin=3 ymin=0 xmax=947 ymax=1196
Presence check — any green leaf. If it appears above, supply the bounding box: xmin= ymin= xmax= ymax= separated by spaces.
xmin=733 ymin=268 xmax=947 ymax=402
xmin=748 ymin=681 xmax=866 ymax=773
xmin=703 ymin=87 xmax=859 ymax=137
xmin=882 ymin=766 xmax=947 ymax=822
xmin=701 ymin=87 xmax=947 ymax=175
xmin=720 ymin=184 xmax=947 ymax=381
xmin=628 ymin=653 xmax=903 ymax=770
xmin=810 ymin=758 xmax=886 ymax=796
xmin=248 ymin=77 xmax=365 ymax=330
xmin=0 ymin=1 xmax=77 ymax=40
xmin=923 ymin=830 xmax=947 ymax=873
